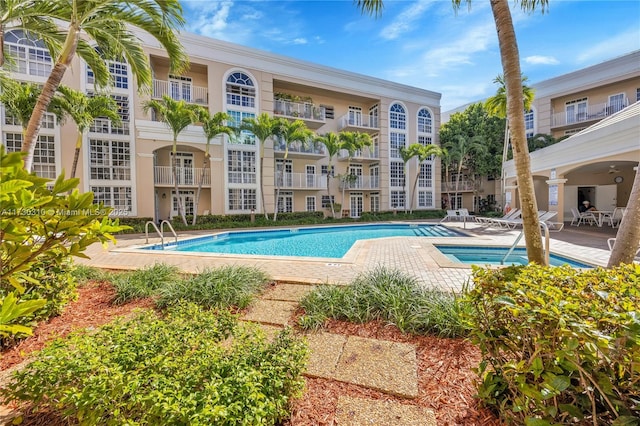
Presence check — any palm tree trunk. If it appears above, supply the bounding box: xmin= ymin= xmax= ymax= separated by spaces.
xmin=411 ymin=171 xmax=420 ymax=215
xmin=172 ymin=147 xmax=187 ymax=226
xmin=0 ymin=22 xmax=4 ymax=68
xmin=70 ymin=132 xmax=83 ymax=178
xmin=608 ymin=169 xmax=640 ymax=266
xmin=327 ymin=173 xmax=336 ymax=219
xmin=259 ymin=155 xmax=269 ymax=220
xmin=192 ymin=156 xmax=209 ymax=226
xmin=23 ymin=25 xmax=79 ymax=172
xmin=491 ymin=0 xmax=545 ymax=265
xmin=274 ymin=163 xmax=282 ymax=221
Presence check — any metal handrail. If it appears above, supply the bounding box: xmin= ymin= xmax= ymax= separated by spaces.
xmin=145 ymin=221 xmax=164 ymax=246
xmin=501 ymin=221 xmax=551 ymax=265
xmin=160 ymin=220 xmax=178 ymax=246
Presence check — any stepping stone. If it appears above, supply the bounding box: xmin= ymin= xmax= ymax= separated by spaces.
xmin=305 ymin=332 xmax=347 ymax=378
xmin=336 ymin=336 xmax=418 ymax=398
xmin=242 ymin=300 xmax=297 ymax=326
xmin=335 ymin=396 xmax=436 ymax=426
xmin=262 ymin=283 xmax=316 ymax=302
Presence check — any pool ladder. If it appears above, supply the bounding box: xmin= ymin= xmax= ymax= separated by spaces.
xmin=501 ymin=222 xmax=550 ymax=265
xmin=145 ymin=220 xmax=178 ymax=249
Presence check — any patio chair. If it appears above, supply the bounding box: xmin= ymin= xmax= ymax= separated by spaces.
xmin=570 ymin=207 xmax=596 ymax=227
xmin=440 ymin=210 xmax=459 ymax=223
xmin=492 ymin=210 xmax=549 ymax=229
xmin=607 ymin=238 xmax=640 ymax=256
xmin=477 ymin=208 xmax=521 ymax=226
xmin=610 ymin=207 xmax=626 ymax=228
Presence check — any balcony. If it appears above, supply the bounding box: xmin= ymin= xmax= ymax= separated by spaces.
xmin=273 ymin=99 xmax=326 ymax=129
xmin=441 ymin=180 xmax=477 ymax=192
xmin=337 ymin=146 xmax=379 ymax=162
xmin=274 ymin=140 xmax=326 ymax=158
xmin=152 ymin=79 xmax=208 ymax=105
xmin=338 ymin=176 xmax=380 ymax=190
xmin=154 ymin=166 xmax=210 ymax=186
xmin=337 ymin=113 xmax=379 ymax=134
xmin=551 ymin=99 xmax=629 ymax=128
xmin=274 ymin=173 xmax=325 ymax=189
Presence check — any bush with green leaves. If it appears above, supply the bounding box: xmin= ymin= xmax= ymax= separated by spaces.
xmin=156 ymin=265 xmax=271 ymax=309
xmin=0 ymin=149 xmax=127 ymax=339
xmin=70 ymin=264 xmax=111 ymax=284
xmin=2 ymin=303 xmax=308 ymax=425
xmin=111 ymin=263 xmax=181 ymax=304
xmin=463 ymin=264 xmax=640 ymax=425
xmin=299 ymin=266 xmax=469 ymax=337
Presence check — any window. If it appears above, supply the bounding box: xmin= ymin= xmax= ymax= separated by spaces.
xmin=4 ymin=30 xmax=52 ymax=77
xmin=3 ymin=107 xmax=55 ymax=129
xmin=171 ymin=190 xmax=194 ymax=216
xmin=88 ymin=59 xmax=128 ymax=89
xmin=226 ymin=72 xmax=255 ymax=108
xmin=418 ymin=191 xmax=433 ymax=208
xmin=370 ymin=193 xmax=380 ymax=212
xmin=321 ymin=195 xmax=335 ymax=208
xmin=321 ymin=105 xmax=335 ymax=120
xmin=369 ymin=104 xmax=379 ymax=128
xmin=277 ymin=191 xmax=293 ymax=213
xmin=524 ymin=109 xmax=534 ymax=138
xmin=321 ymin=165 xmax=335 ymax=176
xmin=92 ymin=186 xmax=132 ymax=212
xmin=4 ymin=133 xmax=56 ymax=178
xmin=636 ymin=88 xmax=640 ymax=102
xmin=227 ymin=110 xmax=256 ymax=144
xmin=348 ymin=106 xmax=363 ymax=126
xmin=389 ymin=132 xmax=406 ymax=159
xmin=450 ymin=195 xmax=463 ymax=210
xmin=227 ymin=150 xmax=256 ymax=183
xmin=89 ymin=139 xmax=131 ymax=181
xmin=417 ymin=108 xmax=432 ymax=134
xmin=389 ymin=103 xmax=406 ymax=130
xmin=306 ymin=196 xmax=316 ymax=212
xmin=565 ymin=98 xmax=587 ymax=124
xmin=228 ymin=188 xmax=256 ymax=211
xmin=390 ymin=161 xmax=405 ymax=188
xmin=390 ymin=191 xmax=405 ymax=209
xmin=418 ymin=163 xmax=432 ymax=188
xmin=169 ymin=74 xmax=192 ymax=102
xmin=89 ymin=94 xmax=130 ymax=135
xmin=608 ymin=93 xmax=625 ymax=114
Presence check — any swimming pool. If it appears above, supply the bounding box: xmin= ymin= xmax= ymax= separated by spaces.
xmin=144 ymin=223 xmax=464 ymax=258
xmin=435 ymin=245 xmax=594 ymax=268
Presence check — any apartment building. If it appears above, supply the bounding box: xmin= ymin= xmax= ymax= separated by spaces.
xmin=442 ymin=50 xmax=640 ymax=218
xmin=1 ymin=29 xmax=442 ymax=221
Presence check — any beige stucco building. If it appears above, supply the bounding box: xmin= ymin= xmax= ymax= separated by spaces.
xmin=1 ymin=29 xmax=442 ymax=221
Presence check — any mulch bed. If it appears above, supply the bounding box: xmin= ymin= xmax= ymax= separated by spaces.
xmin=1 ymin=281 xmax=502 ymax=425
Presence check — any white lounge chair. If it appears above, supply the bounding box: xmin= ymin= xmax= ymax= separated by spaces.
xmin=440 ymin=210 xmax=460 ymax=223
xmin=607 ymin=238 xmax=640 ymax=255
xmin=570 ymin=207 xmax=596 ymax=227
xmin=478 ymin=208 xmax=521 ymax=226
xmin=493 ymin=210 xmax=550 ymax=229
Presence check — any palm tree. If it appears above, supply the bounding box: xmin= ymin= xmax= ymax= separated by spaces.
xmin=358 ymin=0 xmax=549 ymax=265
xmin=608 ymin=170 xmax=640 ymax=266
xmin=193 ymin=109 xmax=234 ymax=225
xmin=240 ymin=113 xmax=280 ymax=220
xmin=314 ymin=132 xmax=342 ymax=218
xmin=399 ymin=146 xmax=415 ymax=213
xmin=337 ymin=131 xmax=372 ymax=215
xmin=7 ymin=0 xmax=187 ymax=173
xmin=439 ymin=147 xmax=453 ymax=209
xmin=143 ymin=95 xmax=199 ymax=226
xmin=444 ymin=135 xmax=487 ymax=209
xmin=407 ymin=143 xmax=443 ymax=214
xmin=55 ymin=86 xmax=120 ymax=178
xmin=272 ymin=119 xmax=312 ymax=221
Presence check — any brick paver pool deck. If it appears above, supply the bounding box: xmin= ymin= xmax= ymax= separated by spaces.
xmin=77 ymin=221 xmax=617 ymax=292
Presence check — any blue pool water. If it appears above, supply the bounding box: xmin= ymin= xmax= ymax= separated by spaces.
xmin=435 ymin=246 xmax=593 ymax=268
xmin=144 ymin=224 xmax=464 ymax=258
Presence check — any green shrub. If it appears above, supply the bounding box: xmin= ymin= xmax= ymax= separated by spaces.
xmin=299 ymin=267 xmax=469 ymax=337
xmin=156 ymin=265 xmax=270 ymax=309
xmin=111 ymin=263 xmax=181 ymax=304
xmin=70 ymin=264 xmax=110 ymax=284
xmin=463 ymin=264 xmax=640 ymax=425
xmin=3 ymin=303 xmax=308 ymax=425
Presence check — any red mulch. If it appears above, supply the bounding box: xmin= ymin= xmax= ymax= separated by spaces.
xmin=1 ymin=282 xmax=502 ymax=425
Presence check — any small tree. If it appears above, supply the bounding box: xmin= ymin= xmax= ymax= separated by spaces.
xmin=337 ymin=131 xmax=372 ymax=215
xmin=193 ymin=109 xmax=234 ymax=225
xmin=143 ymin=95 xmax=200 ymax=226
xmin=399 ymin=146 xmax=415 ymax=213
xmin=407 ymin=143 xmax=443 ymax=214
xmin=443 ymin=135 xmax=487 ymax=209
xmin=314 ymin=132 xmax=341 ymax=218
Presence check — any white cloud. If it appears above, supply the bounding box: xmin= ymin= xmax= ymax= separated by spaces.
xmin=524 ymin=55 xmax=559 ymax=65
xmin=576 ymin=28 xmax=640 ymax=64
xmin=184 ymin=1 xmax=236 ymax=41
xmin=292 ymin=38 xmax=308 ymax=45
xmin=380 ymin=0 xmax=437 ymax=40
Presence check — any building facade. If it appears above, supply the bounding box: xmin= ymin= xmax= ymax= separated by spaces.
xmin=1 ymin=29 xmax=442 ymax=221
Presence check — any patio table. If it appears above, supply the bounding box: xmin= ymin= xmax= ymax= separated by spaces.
xmin=592 ymin=210 xmax=613 ymax=227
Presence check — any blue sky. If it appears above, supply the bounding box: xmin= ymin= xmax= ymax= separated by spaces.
xmin=179 ymin=0 xmax=640 ymax=111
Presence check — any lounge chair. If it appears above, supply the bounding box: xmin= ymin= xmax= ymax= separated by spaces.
xmin=440 ymin=210 xmax=460 ymax=223
xmin=570 ymin=207 xmax=596 ymax=227
xmin=607 ymin=238 xmax=640 ymax=255
xmin=492 ymin=210 xmax=549 ymax=229
xmin=477 ymin=208 xmax=520 ymax=226
xmin=457 ymin=208 xmax=475 ymax=221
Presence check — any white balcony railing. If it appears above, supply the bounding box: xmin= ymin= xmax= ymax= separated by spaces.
xmin=551 ymin=99 xmax=629 ymax=127
xmin=441 ymin=180 xmax=477 ymax=192
xmin=274 ymin=173 xmax=325 ymax=189
xmin=337 ymin=146 xmax=379 ymax=160
xmin=339 ymin=176 xmax=380 ymax=190
xmin=154 ymin=166 xmax=210 ymax=186
xmin=152 ymin=79 xmax=208 ymax=105
xmin=274 ymin=99 xmax=326 ymax=122
xmin=274 ymin=140 xmax=326 ymax=156
xmin=337 ymin=113 xmax=379 ymax=131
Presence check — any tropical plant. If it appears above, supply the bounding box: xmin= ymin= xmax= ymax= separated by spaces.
xmin=407 ymin=143 xmax=443 ymax=213
xmin=337 ymin=131 xmax=372 ymax=214
xmin=357 ymin=0 xmax=549 ymax=265
xmin=609 ymin=170 xmax=640 ymax=266
xmin=55 ymin=86 xmax=120 ymax=178
xmin=314 ymin=132 xmax=342 ymax=218
xmin=272 ymin=119 xmax=313 ymax=221
xmin=527 ymin=133 xmax=561 ymax=152
xmin=240 ymin=113 xmax=281 ymax=220
xmin=143 ymin=95 xmax=200 ymax=226
xmin=4 ymin=0 xmax=187 ymax=173
xmin=194 ymin=109 xmax=234 ymax=225
xmin=442 ymin=135 xmax=487 ymax=209
xmin=399 ymin=145 xmax=415 ymax=212
xmin=0 ymin=79 xmax=65 ymax=137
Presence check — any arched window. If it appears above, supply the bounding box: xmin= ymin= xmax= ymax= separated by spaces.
xmin=226 ymin=72 xmax=256 ymax=108
xmin=417 ymin=108 xmax=432 ymax=135
xmin=388 ymin=102 xmax=407 ymax=209
xmin=4 ymin=30 xmax=52 ymax=77
xmin=524 ymin=108 xmax=535 ymax=138
xmin=389 ymin=103 xmax=406 ymax=130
